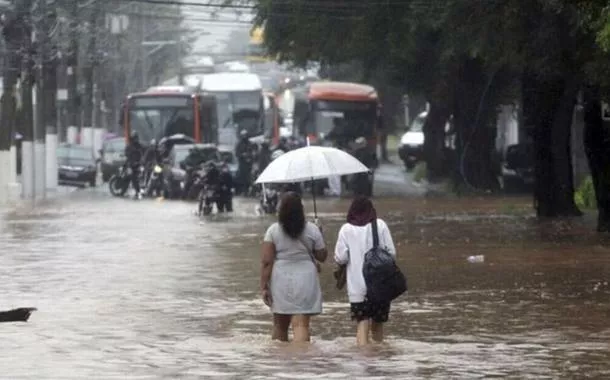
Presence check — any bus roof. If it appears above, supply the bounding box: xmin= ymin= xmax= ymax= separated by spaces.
xmin=201 ymin=72 xmax=262 ymax=92
xmin=308 ymin=81 xmax=378 ymax=102
xmin=145 ymin=85 xmax=198 ymax=94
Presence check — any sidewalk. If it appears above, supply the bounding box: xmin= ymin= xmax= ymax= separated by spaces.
xmin=0 ymin=180 xmax=81 ymax=217
xmin=374 ymin=159 xmax=427 ymax=197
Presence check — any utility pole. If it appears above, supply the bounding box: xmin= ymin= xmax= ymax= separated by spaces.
xmin=42 ymin=0 xmax=58 ymax=193
xmin=66 ymin=0 xmax=79 ymax=144
xmin=34 ymin=0 xmax=52 ymax=200
xmin=82 ymin=0 xmax=96 ymax=149
xmin=19 ymin=0 xmax=35 ymax=200
xmin=0 ymin=5 xmax=20 ymax=204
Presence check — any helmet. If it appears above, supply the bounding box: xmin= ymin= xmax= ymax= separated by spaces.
xmin=130 ymin=131 xmax=139 ymax=142
xmin=355 ymin=136 xmax=366 ymax=145
xmin=271 ymin=149 xmax=285 ymax=161
xmin=240 ymin=129 xmax=248 ymax=138
xmin=150 ymin=138 xmax=156 ymax=145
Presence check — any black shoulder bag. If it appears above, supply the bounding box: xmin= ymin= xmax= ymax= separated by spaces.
xmin=362 ymin=219 xmax=407 ymax=303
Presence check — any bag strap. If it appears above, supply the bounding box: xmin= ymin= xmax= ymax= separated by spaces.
xmin=298 ymin=234 xmax=317 ymax=264
xmin=371 ymin=218 xmax=379 ymax=248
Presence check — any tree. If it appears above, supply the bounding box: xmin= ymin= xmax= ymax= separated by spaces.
xmin=252 ymin=0 xmax=610 ymax=222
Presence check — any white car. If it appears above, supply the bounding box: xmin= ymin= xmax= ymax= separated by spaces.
xmin=398 ymin=112 xmax=426 ymax=170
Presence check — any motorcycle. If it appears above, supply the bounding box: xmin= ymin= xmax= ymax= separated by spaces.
xmin=259 ymin=185 xmax=279 ymax=214
xmin=183 ymin=164 xmax=207 ymax=200
xmin=145 ymin=163 xmax=164 ymax=197
xmin=108 ymin=165 xmax=144 ymax=197
xmin=108 ymin=165 xmax=133 ymax=197
xmin=197 ymin=183 xmax=220 ymax=216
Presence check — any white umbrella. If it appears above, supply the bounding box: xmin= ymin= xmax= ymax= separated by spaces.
xmin=255 ymin=145 xmax=370 ymax=219
xmin=255 ymin=145 xmax=369 ymax=184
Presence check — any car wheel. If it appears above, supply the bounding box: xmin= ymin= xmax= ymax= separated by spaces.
xmin=405 ymin=161 xmax=416 ymax=170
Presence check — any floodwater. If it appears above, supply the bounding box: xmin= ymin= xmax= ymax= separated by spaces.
xmin=1 ymin=190 xmax=609 ymax=379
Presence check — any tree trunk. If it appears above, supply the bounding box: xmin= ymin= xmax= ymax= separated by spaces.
xmin=452 ymin=59 xmax=500 ymax=191
xmin=583 ymin=87 xmax=610 ymax=231
xmin=550 ymin=76 xmax=581 ymax=215
xmin=523 ymin=71 xmax=582 ymax=217
xmin=423 ymin=101 xmax=450 ymax=181
xmin=0 ymin=15 xmax=20 ymax=152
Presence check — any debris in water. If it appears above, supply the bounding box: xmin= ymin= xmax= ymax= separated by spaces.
xmin=467 ymin=255 xmax=485 ymax=263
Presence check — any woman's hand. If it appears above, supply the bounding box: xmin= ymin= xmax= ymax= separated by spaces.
xmin=261 ymin=289 xmax=272 ymax=307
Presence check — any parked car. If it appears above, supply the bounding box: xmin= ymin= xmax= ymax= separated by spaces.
xmin=57 ymin=143 xmax=97 ymax=187
xmin=100 ymin=137 xmax=126 ymax=182
xmin=398 ymin=112 xmax=426 ymax=170
xmin=500 ymin=142 xmax=534 ymax=192
xmin=398 ymin=111 xmax=454 ymax=170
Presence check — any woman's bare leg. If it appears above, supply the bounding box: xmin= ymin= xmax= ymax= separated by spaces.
xmin=371 ymin=321 xmax=384 ymax=343
xmin=272 ymin=314 xmax=291 ymax=341
xmin=356 ymin=320 xmax=370 ymax=346
xmin=291 ymin=314 xmax=311 ymax=342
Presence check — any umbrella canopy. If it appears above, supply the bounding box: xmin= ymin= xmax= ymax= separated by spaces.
xmin=255 ymin=145 xmax=369 ymax=184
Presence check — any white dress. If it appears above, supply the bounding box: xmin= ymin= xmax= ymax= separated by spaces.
xmin=264 ymin=222 xmax=325 ymax=315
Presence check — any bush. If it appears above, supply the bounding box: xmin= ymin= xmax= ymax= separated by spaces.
xmin=413 ymin=162 xmax=427 ymax=183
xmin=574 ymin=175 xmax=596 ymax=209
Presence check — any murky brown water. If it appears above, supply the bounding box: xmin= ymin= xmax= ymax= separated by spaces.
xmin=1 ymin=190 xmax=609 ymax=379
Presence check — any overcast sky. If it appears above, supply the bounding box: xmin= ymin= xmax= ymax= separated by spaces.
xmin=180 ymin=3 xmax=254 ymax=54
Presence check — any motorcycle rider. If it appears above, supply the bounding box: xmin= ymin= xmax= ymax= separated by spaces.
xmin=143 ymin=139 xmax=161 ymax=186
xmin=202 ymin=161 xmax=221 ymax=211
xmin=275 ymin=136 xmax=290 ymax=153
xmin=350 ymin=136 xmax=377 ymax=196
xmin=124 ymin=131 xmax=144 ymax=198
xmin=257 ymin=140 xmax=272 ymax=173
xmin=235 ymin=129 xmax=255 ymax=195
xmin=181 ymin=148 xmax=205 ymax=199
xmin=218 ymin=162 xmax=234 ymax=212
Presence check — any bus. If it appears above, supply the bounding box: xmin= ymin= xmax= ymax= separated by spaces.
xmin=200 ymin=72 xmax=264 ymax=150
xmin=120 ymin=85 xmax=218 ymax=146
xmin=286 ymin=81 xmax=380 ymax=148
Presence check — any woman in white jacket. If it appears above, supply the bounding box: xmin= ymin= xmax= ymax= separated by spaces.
xmin=334 ymin=196 xmax=396 ymax=346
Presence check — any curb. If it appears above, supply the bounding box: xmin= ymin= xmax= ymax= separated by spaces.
xmin=0 ymin=185 xmax=83 ymax=216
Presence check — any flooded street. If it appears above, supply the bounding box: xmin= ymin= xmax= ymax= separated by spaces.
xmin=1 ymin=188 xmax=610 ymax=379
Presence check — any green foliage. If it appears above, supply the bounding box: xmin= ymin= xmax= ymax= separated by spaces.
xmin=575 ymin=175 xmax=597 ymax=209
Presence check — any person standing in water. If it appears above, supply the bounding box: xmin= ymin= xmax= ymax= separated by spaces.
xmin=260 ymin=192 xmax=327 ymax=342
xmin=334 ymin=196 xmax=397 ymax=346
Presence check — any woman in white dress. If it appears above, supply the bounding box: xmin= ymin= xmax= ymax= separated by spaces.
xmin=260 ymin=192 xmax=327 ymax=342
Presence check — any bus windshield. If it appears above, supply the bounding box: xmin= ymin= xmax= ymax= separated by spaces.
xmin=127 ymin=96 xmax=195 ymax=142
xmin=311 ymin=100 xmax=377 ymax=140
xmin=210 ymin=90 xmax=262 ymax=136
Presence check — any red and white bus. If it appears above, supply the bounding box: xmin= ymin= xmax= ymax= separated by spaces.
xmin=120 ymin=85 xmax=218 ymax=145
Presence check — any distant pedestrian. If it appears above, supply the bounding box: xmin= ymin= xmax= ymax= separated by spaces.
xmin=260 ymin=192 xmax=327 ymax=342
xmin=334 ymin=196 xmax=397 ymax=346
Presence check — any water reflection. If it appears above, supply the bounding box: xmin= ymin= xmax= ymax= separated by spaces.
xmin=1 ymin=192 xmax=609 ymax=378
